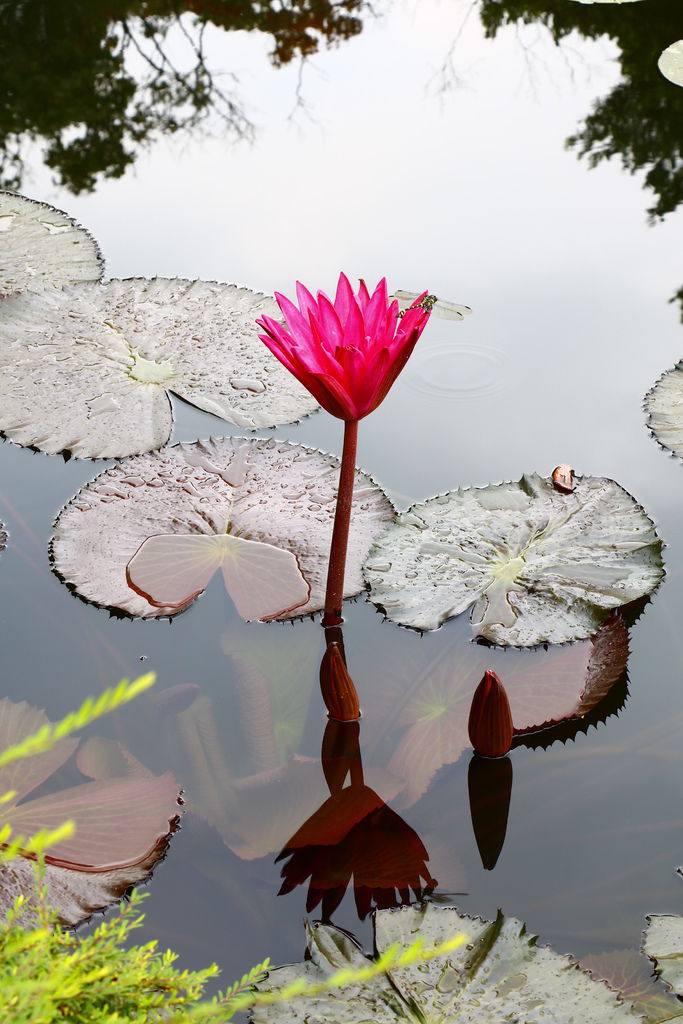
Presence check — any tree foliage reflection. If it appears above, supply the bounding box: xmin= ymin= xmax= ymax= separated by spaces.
xmin=0 ymin=0 xmax=365 ymax=193
xmin=478 ymin=0 xmax=683 ymax=315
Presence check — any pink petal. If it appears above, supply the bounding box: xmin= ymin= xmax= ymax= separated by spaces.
xmin=333 ymin=273 xmax=355 ymax=324
xmin=315 ymin=294 xmax=345 ymax=352
xmin=273 ymin=294 xmax=313 ymax=345
xmin=357 ymin=279 xmax=372 ymax=310
xmin=295 ymin=281 xmax=319 ymax=319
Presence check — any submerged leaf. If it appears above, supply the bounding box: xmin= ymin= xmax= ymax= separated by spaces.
xmin=581 ymin=949 xmax=683 ymax=1023
xmin=252 ymin=904 xmax=640 ymax=1022
xmin=364 ymin=472 xmax=663 ymax=644
xmin=51 ymin=437 xmax=394 ymax=619
xmin=0 ymin=191 xmax=103 ymax=296
xmin=0 ymin=701 xmax=180 ymax=925
xmin=659 ymin=41 xmax=683 ymax=87
xmin=0 ymin=278 xmax=318 ymax=458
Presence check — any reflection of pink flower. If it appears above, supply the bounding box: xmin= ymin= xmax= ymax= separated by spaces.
xmin=277 ymin=785 xmax=436 ymax=921
xmin=256 ymin=274 xmax=431 ymax=421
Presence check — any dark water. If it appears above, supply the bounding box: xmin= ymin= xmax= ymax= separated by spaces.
xmin=2 ymin=0 xmax=683 ymax=993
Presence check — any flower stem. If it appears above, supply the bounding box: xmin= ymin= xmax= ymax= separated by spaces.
xmin=322 ymin=419 xmax=359 ymax=627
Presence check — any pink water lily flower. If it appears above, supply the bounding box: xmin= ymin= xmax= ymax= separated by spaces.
xmin=256 ymin=274 xmax=431 ymax=421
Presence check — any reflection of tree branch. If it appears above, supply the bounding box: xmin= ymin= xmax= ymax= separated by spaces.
xmin=0 ymin=0 xmax=366 ymax=192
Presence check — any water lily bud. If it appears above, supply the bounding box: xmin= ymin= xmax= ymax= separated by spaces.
xmin=468 ymin=670 xmax=513 ymax=758
xmin=551 ymin=464 xmax=574 ymax=493
xmin=319 ymin=641 xmax=361 ymax=722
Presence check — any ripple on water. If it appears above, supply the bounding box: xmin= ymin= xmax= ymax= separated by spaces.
xmin=408 ymin=343 xmax=514 ymax=399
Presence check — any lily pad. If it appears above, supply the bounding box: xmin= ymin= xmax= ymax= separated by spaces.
xmin=0 ymin=278 xmax=318 ymax=458
xmin=0 ymin=700 xmax=181 ymax=925
xmin=364 ymin=472 xmax=663 ymax=645
xmin=659 ymin=41 xmax=683 ymax=87
xmin=362 ymin=614 xmax=628 ymax=807
xmin=0 ymin=191 xmax=103 ymax=296
xmin=251 ymin=903 xmax=640 ymax=1022
xmin=51 ymin=437 xmax=394 ymax=619
xmin=646 ymin=362 xmax=683 ymax=459
xmin=644 ymin=913 xmax=683 ymax=998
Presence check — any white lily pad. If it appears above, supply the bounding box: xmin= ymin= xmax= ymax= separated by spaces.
xmin=51 ymin=436 xmax=394 ymax=619
xmin=659 ymin=41 xmax=683 ymax=87
xmin=364 ymin=472 xmax=663 ymax=645
xmin=646 ymin=362 xmax=683 ymax=459
xmin=644 ymin=914 xmax=683 ymax=998
xmin=0 ymin=278 xmax=318 ymax=458
xmin=252 ymin=904 xmax=640 ymax=1022
xmin=0 ymin=191 xmax=104 ymax=296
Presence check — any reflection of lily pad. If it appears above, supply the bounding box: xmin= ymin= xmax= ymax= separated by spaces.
xmin=363 ymin=614 xmax=628 ymax=807
xmin=364 ymin=473 xmax=663 ymax=645
xmin=0 ymin=191 xmax=103 ymax=296
xmin=0 ymin=278 xmax=318 ymax=458
xmin=0 ymin=701 xmax=181 ymax=926
xmin=659 ymin=41 xmax=683 ymax=87
xmin=646 ymin=362 xmax=683 ymax=459
xmin=51 ymin=437 xmax=394 ymax=619
xmin=252 ymin=904 xmax=639 ymax=1022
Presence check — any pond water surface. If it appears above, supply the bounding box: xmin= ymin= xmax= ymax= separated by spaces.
xmin=2 ymin=0 xmax=683 ymax=999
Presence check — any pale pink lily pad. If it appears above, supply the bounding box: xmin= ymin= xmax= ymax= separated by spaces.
xmin=0 ymin=698 xmax=180 ymax=871
xmin=0 ymin=191 xmax=103 ymax=296
xmin=51 ymin=437 xmax=394 ymax=619
xmin=362 ymin=615 xmax=628 ymax=808
xmin=0 ymin=278 xmax=318 ymax=458
xmin=127 ymin=533 xmax=310 ymax=621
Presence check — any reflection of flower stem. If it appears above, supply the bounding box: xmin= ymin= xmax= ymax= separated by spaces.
xmin=323 ymin=419 xmax=358 ymax=627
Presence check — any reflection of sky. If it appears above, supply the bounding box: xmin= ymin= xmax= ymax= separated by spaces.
xmin=3 ymin=0 xmax=683 ymax=985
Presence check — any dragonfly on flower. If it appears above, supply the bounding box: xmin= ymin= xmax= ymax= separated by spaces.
xmin=393 ymin=289 xmax=472 ymax=321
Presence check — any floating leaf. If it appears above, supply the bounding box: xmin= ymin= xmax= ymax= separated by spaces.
xmin=0 ymin=849 xmax=170 ymax=928
xmin=0 ymin=278 xmax=318 ymax=458
xmin=252 ymin=904 xmax=640 ymax=1022
xmin=659 ymin=41 xmax=683 ymax=87
xmin=646 ymin=362 xmax=683 ymax=459
xmin=364 ymin=472 xmax=663 ymax=644
xmin=51 ymin=437 xmax=394 ymax=619
xmin=644 ymin=914 xmax=683 ymax=998
xmin=0 ymin=191 xmax=103 ymax=296
xmin=362 ymin=614 xmax=629 ymax=807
